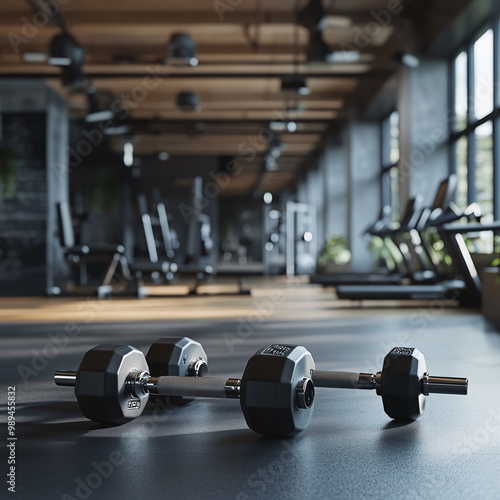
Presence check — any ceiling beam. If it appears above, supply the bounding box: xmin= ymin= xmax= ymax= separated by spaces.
xmin=0 ymin=65 xmax=371 ymax=78
xmin=0 ymin=10 xmax=395 ymax=27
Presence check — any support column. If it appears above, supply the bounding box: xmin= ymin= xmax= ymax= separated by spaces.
xmin=348 ymin=120 xmax=382 ymax=272
xmin=322 ymin=132 xmax=348 ymax=241
xmin=398 ymin=57 xmax=449 ymax=209
xmin=0 ymin=80 xmax=69 ymax=295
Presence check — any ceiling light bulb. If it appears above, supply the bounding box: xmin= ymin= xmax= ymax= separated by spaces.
xmin=263 ymin=192 xmax=273 ymax=205
xmin=22 ymin=52 xmax=47 ymax=63
xmin=123 ymin=142 xmax=134 ymax=167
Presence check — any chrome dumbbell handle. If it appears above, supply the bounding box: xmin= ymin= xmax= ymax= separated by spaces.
xmin=312 ymin=370 xmax=468 ymax=395
xmin=312 ymin=371 xmax=379 ymax=390
xmin=142 ymin=374 xmax=240 ymax=399
xmin=55 ymin=369 xmax=239 ymax=398
xmin=55 ymin=355 xmax=207 ymax=387
xmin=142 ymin=373 xmax=313 ymax=408
xmin=55 ymin=369 xmax=314 ymax=409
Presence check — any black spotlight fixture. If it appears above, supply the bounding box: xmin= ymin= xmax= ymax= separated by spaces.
xmin=85 ymin=87 xmax=115 ymax=123
xmin=285 ymin=102 xmax=305 ymax=113
xmin=268 ymin=131 xmax=284 ymax=152
xmin=393 ymin=20 xmax=420 ymax=69
xmin=306 ymin=30 xmax=333 ymax=63
xmin=49 ymin=32 xmax=82 ymax=66
xmin=176 ymin=92 xmax=200 ymax=111
xmin=264 ymin=154 xmax=278 ymax=171
xmin=62 ymin=65 xmax=85 ymax=89
xmin=49 ymin=31 xmax=85 ymax=88
xmin=281 ymin=77 xmax=310 ymax=96
xmin=167 ymin=33 xmax=198 ymax=67
xmin=266 ymin=131 xmax=285 ymax=161
xmin=298 ymin=0 xmax=326 ymax=32
xmin=102 ymin=121 xmax=131 ymax=136
xmin=61 ymin=45 xmax=85 ymax=89
xmin=393 ymin=50 xmax=420 ymax=68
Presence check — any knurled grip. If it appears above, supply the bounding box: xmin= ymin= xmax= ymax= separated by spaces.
xmin=312 ymin=370 xmax=360 ymax=389
xmin=153 ymin=376 xmax=228 ymax=399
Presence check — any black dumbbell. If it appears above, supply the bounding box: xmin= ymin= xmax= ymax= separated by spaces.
xmin=54 ymin=343 xmax=316 ymax=437
xmin=55 ymin=337 xmax=207 ymax=409
xmin=146 ymin=337 xmax=208 ymax=405
xmin=311 ymin=347 xmax=468 ymax=420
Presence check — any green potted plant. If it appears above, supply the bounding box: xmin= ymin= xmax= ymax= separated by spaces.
xmin=0 ymin=145 xmax=20 ymax=199
xmin=369 ymin=235 xmax=403 ymax=272
xmin=317 ymin=234 xmax=351 ymax=273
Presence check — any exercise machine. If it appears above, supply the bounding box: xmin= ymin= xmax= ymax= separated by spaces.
xmin=336 ymin=179 xmax=484 ymax=306
xmin=129 ymin=193 xmax=177 ymax=287
xmin=53 ymin=201 xmax=142 ymax=298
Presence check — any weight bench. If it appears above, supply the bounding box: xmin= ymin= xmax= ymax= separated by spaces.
xmin=56 ymin=202 xmax=141 ymax=298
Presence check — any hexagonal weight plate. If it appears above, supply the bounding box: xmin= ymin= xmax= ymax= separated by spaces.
xmin=146 ymin=337 xmax=208 ymax=405
xmin=379 ymin=347 xmax=427 ymax=420
xmin=75 ymin=345 xmax=149 ymax=424
xmin=240 ymin=344 xmax=315 ymax=437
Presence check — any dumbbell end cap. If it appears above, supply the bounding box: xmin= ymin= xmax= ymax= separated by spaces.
xmin=422 ymin=374 xmax=468 ymax=396
xmin=296 ymin=377 xmax=315 ymax=409
xmin=54 ymin=370 xmax=77 ymax=386
xmin=188 ymin=359 xmax=208 ymax=377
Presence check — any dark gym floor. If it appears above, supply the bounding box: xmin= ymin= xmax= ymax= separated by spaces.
xmin=1 ymin=281 xmax=499 ymax=500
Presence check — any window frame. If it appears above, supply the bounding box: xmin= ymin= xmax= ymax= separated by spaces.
xmin=449 ymin=23 xmax=500 ymax=219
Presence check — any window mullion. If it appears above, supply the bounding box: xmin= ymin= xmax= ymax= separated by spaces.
xmin=449 ymin=58 xmax=457 ymax=179
xmin=467 ymin=43 xmax=477 ymax=204
xmin=493 ymin=117 xmax=500 ymax=219
xmin=494 ymin=22 xmax=500 ymax=218
xmin=467 ymin=43 xmax=475 ymax=123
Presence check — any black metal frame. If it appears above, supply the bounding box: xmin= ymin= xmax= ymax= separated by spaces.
xmin=449 ymin=22 xmax=500 ymax=219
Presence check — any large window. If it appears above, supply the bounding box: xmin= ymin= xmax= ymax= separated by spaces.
xmin=451 ymin=27 xmax=498 ymax=221
xmin=381 ymin=111 xmax=400 ymax=221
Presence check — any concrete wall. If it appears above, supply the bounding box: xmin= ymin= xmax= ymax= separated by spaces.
xmin=348 ymin=120 xmax=382 ymax=272
xmin=298 ymin=56 xmax=449 ymax=275
xmin=297 ymin=121 xmax=381 ymax=273
xmin=398 ymin=57 xmax=450 ymax=210
xmin=0 ymin=80 xmax=69 ymax=295
xmin=322 ymin=132 xmax=349 ymax=241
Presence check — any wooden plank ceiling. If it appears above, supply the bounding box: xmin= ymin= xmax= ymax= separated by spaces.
xmin=0 ymin=0 xmax=455 ymax=196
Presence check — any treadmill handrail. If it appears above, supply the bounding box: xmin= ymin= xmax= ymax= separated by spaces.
xmin=442 ymin=222 xmax=500 ymax=233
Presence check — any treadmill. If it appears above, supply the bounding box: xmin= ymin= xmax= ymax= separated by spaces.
xmin=440 ymin=220 xmax=500 ymax=307
xmin=336 ymin=176 xmax=483 ymax=306
xmin=311 ymin=178 xmax=454 ymax=287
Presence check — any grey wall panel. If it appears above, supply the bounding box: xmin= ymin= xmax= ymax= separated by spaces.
xmin=0 ymin=81 xmax=69 ymax=296
xmin=348 ymin=121 xmax=381 ymax=272
xmin=399 ymin=58 xmax=450 ymax=209
xmin=323 ymin=133 xmax=348 ymax=241
xmin=46 ymin=89 xmax=70 ymax=292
